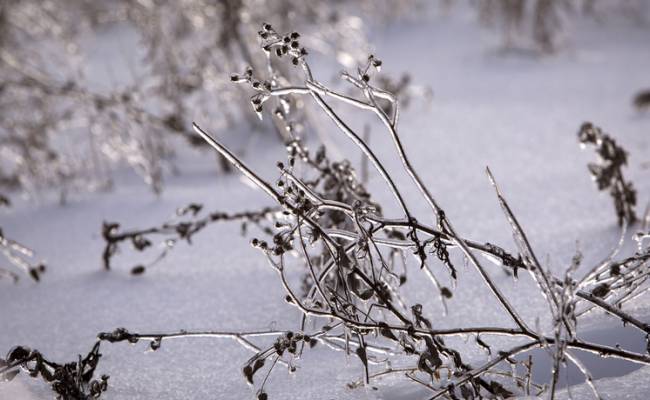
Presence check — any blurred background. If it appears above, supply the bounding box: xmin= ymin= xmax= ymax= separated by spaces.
xmin=1 ymin=0 xmax=648 ymax=203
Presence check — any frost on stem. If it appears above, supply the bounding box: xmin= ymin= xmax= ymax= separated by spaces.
xmin=142 ymin=23 xmax=647 ymax=399
xmin=579 ymin=122 xmax=637 ymax=226
xmin=0 ymin=226 xmax=46 ymax=283
xmin=101 ymin=203 xmax=278 ymax=274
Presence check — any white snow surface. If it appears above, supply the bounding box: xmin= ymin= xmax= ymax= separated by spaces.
xmin=2 ymin=6 xmax=650 ymax=400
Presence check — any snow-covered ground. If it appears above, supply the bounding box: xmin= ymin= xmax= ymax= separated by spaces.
xmin=2 ymin=6 xmax=650 ymax=400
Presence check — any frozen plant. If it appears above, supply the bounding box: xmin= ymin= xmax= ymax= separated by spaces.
xmin=0 ymin=343 xmax=109 ymax=399
xmin=578 ymin=122 xmax=637 ymax=226
xmin=98 ymin=25 xmax=650 ymax=399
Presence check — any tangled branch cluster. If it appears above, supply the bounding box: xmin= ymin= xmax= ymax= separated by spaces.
xmin=0 ymin=343 xmax=108 ymax=399
xmin=95 ymin=25 xmax=650 ymax=399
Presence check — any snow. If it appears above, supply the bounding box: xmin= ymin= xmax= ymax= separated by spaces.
xmin=2 ymin=5 xmax=650 ymax=400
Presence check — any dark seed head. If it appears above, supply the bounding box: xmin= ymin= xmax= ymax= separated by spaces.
xmin=131 ymin=265 xmax=146 ymax=275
